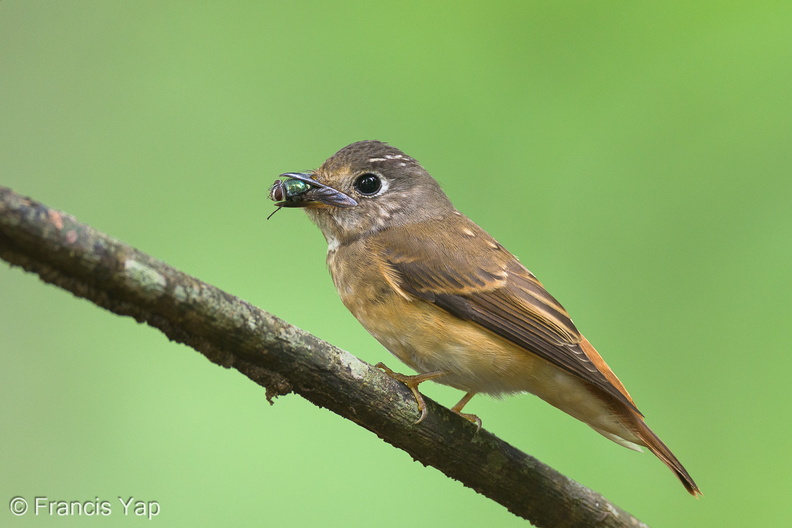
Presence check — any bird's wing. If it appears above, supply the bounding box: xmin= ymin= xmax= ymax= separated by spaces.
xmin=374 ymin=216 xmax=638 ymax=412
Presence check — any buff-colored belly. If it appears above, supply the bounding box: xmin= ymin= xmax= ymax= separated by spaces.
xmin=328 ymin=247 xmax=640 ymax=446
xmin=345 ymin=288 xmax=636 ymax=440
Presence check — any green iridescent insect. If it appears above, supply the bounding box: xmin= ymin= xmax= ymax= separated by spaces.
xmin=267 ymin=172 xmax=358 ymax=219
xmin=272 ymin=178 xmax=311 ymax=201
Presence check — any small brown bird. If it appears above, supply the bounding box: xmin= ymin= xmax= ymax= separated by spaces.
xmin=269 ymin=140 xmax=700 ymax=496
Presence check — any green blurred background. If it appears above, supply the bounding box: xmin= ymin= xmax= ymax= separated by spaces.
xmin=2 ymin=1 xmax=790 ymax=526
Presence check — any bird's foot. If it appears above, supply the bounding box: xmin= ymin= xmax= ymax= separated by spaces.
xmin=375 ymin=362 xmax=446 ymax=424
xmin=451 ymin=391 xmax=482 ymax=431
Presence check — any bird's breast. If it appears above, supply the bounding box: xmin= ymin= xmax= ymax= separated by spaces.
xmin=326 ymin=240 xmax=640 ymax=442
xmin=326 ymin=241 xmax=552 ymax=394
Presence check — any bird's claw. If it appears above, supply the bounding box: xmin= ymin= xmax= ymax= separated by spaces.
xmin=376 ymin=362 xmax=445 ymax=424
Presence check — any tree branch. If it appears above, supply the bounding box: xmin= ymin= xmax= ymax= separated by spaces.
xmin=0 ymin=186 xmax=649 ymax=528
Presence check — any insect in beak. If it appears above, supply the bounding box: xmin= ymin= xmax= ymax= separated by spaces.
xmin=267 ymin=172 xmax=357 ymax=219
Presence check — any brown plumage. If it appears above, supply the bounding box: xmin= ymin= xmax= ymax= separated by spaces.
xmin=270 ymin=140 xmax=700 ymax=496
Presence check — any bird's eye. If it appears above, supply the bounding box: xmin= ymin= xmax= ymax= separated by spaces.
xmin=353 ymin=173 xmax=382 ymax=196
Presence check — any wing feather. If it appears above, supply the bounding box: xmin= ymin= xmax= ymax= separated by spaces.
xmin=373 ymin=216 xmax=639 ymax=412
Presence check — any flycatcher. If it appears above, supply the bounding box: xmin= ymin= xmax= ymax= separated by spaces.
xmin=269 ymin=140 xmax=700 ymax=496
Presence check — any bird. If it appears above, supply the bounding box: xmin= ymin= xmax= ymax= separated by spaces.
xmin=268 ymin=140 xmax=700 ymax=496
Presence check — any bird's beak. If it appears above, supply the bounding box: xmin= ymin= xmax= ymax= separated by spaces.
xmin=269 ymin=172 xmax=358 ymax=208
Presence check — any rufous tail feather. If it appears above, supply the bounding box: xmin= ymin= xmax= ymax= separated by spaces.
xmin=631 ymin=415 xmax=701 ymax=496
xmin=580 ymin=336 xmax=700 ymax=496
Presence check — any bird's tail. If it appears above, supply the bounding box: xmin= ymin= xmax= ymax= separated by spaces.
xmin=630 ymin=415 xmax=702 ymax=497
xmin=578 ymin=336 xmax=701 ymax=496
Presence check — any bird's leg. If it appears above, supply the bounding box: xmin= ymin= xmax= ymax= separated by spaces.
xmin=375 ymin=362 xmax=446 ymax=424
xmin=451 ymin=391 xmax=481 ymax=431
